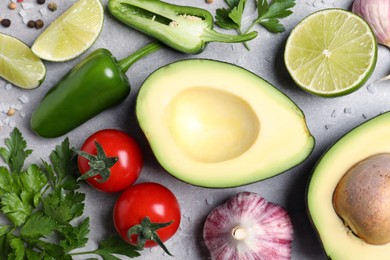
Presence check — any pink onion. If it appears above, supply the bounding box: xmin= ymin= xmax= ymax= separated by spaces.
xmin=352 ymin=0 xmax=390 ymax=48
xmin=203 ymin=192 xmax=293 ymax=260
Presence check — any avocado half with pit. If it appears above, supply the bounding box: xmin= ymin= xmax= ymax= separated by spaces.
xmin=307 ymin=111 xmax=390 ymax=259
xmin=136 ymin=59 xmax=314 ymax=188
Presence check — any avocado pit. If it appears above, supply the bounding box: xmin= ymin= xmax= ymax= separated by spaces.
xmin=333 ymin=153 xmax=390 ymax=245
xmin=166 ymin=87 xmax=260 ymax=163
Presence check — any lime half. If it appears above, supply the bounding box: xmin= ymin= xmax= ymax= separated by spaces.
xmin=284 ymin=9 xmax=377 ymax=97
xmin=0 ymin=33 xmax=46 ymax=89
xmin=32 ymin=0 xmax=104 ymax=62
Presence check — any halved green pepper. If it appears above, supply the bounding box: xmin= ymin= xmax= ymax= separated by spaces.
xmin=30 ymin=43 xmax=161 ymax=138
xmin=108 ymin=0 xmax=258 ymax=54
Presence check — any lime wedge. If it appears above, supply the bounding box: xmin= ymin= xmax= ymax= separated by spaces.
xmin=0 ymin=33 xmax=46 ymax=89
xmin=32 ymin=0 xmax=104 ymax=62
xmin=284 ymin=9 xmax=377 ymax=97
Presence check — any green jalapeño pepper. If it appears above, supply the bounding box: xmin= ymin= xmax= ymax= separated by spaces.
xmin=108 ymin=0 xmax=258 ymax=54
xmin=31 ymin=42 xmax=161 ymax=138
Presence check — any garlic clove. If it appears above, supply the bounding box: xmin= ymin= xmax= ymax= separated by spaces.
xmin=203 ymin=192 xmax=293 ymax=260
xmin=352 ymin=0 xmax=390 ymax=48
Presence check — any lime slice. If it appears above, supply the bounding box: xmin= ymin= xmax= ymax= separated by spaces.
xmin=0 ymin=33 xmax=46 ymax=89
xmin=284 ymin=9 xmax=377 ymax=97
xmin=32 ymin=0 xmax=104 ymax=62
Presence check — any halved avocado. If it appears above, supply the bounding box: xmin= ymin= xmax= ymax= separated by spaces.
xmin=136 ymin=59 xmax=314 ymax=188
xmin=307 ymin=111 xmax=390 ymax=259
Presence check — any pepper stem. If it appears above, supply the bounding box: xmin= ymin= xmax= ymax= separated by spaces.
xmin=201 ymin=29 xmax=258 ymax=44
xmin=117 ymin=42 xmax=162 ymax=74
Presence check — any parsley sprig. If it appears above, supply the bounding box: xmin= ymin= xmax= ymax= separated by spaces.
xmin=215 ymin=0 xmax=296 ymax=49
xmin=0 ymin=128 xmax=140 ymax=259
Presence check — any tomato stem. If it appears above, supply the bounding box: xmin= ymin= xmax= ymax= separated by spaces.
xmin=127 ymin=216 xmax=174 ymax=256
xmin=74 ymin=141 xmax=118 ymax=182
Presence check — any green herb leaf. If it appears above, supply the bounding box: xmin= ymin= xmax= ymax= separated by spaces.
xmin=1 ymin=192 xmax=32 ymax=226
xmin=9 ymin=237 xmax=25 ymax=259
xmin=20 ymin=164 xmax=47 ymax=194
xmin=260 ymin=18 xmax=286 ymax=33
xmin=20 ymin=212 xmax=57 ymax=239
xmin=214 ymin=0 xmax=296 ymax=46
xmin=48 ymin=138 xmax=79 ymax=191
xmin=0 ymin=166 xmax=18 ymax=195
xmin=215 ymin=8 xmax=239 ymax=29
xmin=92 ymin=236 xmax=141 ymax=259
xmin=255 ymin=0 xmax=295 ymax=33
xmin=0 ymin=234 xmax=11 ymax=260
xmin=60 ymin=217 xmax=90 ymax=251
xmin=0 ymin=129 xmax=131 ymax=258
xmin=215 ymin=0 xmax=246 ymax=29
xmin=226 ymin=0 xmax=240 ymax=8
xmin=43 ymin=189 xmax=85 ymax=224
xmin=0 ymin=128 xmax=32 ymax=173
xmin=228 ymin=0 xmax=246 ymax=28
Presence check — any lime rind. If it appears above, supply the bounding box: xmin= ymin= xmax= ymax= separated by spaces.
xmin=31 ymin=0 xmax=104 ymax=62
xmin=285 ymin=9 xmax=377 ymax=97
xmin=0 ymin=33 xmax=46 ymax=89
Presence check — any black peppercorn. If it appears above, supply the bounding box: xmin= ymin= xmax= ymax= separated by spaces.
xmin=35 ymin=19 xmax=44 ymax=29
xmin=1 ymin=19 xmax=11 ymax=28
xmin=37 ymin=0 xmax=46 ymax=4
xmin=27 ymin=20 xmax=36 ymax=28
xmin=47 ymin=2 xmax=57 ymax=11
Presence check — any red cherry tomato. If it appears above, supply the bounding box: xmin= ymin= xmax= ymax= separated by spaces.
xmin=77 ymin=129 xmax=143 ymax=192
xmin=113 ymin=182 xmax=181 ymax=254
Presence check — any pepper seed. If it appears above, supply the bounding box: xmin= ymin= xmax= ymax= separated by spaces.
xmin=35 ymin=19 xmax=44 ymax=29
xmin=27 ymin=20 xmax=36 ymax=28
xmin=47 ymin=2 xmax=57 ymax=11
xmin=37 ymin=0 xmax=45 ymax=4
xmin=1 ymin=19 xmax=11 ymax=28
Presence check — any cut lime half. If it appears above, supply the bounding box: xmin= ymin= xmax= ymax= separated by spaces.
xmin=32 ymin=0 xmax=104 ymax=62
xmin=0 ymin=33 xmax=46 ymax=89
xmin=284 ymin=9 xmax=377 ymax=97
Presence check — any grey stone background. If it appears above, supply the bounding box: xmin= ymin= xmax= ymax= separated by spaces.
xmin=0 ymin=0 xmax=389 ymax=259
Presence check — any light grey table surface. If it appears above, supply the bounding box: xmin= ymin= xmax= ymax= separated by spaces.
xmin=1 ymin=0 xmax=390 ymax=259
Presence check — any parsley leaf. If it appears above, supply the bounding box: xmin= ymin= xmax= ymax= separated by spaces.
xmin=91 ymin=236 xmax=141 ymax=259
xmin=20 ymin=212 xmax=57 ymax=242
xmin=215 ymin=0 xmax=296 ymax=47
xmin=215 ymin=0 xmax=245 ymax=30
xmin=43 ymin=189 xmax=85 ymax=224
xmin=60 ymin=217 xmax=90 ymax=251
xmin=0 ymin=128 xmax=32 ymax=173
xmin=0 ymin=129 xmax=140 ymax=259
xmin=254 ymin=0 xmax=295 ymax=33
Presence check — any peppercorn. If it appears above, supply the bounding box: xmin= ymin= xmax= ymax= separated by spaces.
xmin=27 ymin=20 xmax=36 ymax=28
xmin=35 ymin=19 xmax=44 ymax=29
xmin=7 ymin=108 xmax=16 ymax=117
xmin=47 ymin=2 xmax=57 ymax=11
xmin=8 ymin=3 xmax=17 ymax=10
xmin=1 ymin=19 xmax=11 ymax=28
xmin=37 ymin=0 xmax=45 ymax=4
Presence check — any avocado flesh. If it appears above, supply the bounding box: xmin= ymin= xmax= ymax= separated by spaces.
xmin=136 ymin=59 xmax=314 ymax=188
xmin=308 ymin=112 xmax=390 ymax=260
